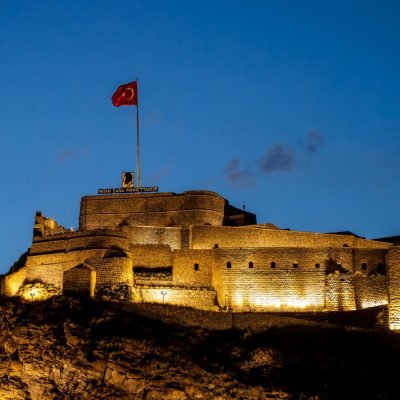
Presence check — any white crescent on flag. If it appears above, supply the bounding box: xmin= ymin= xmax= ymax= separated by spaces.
xmin=125 ymin=87 xmax=134 ymax=101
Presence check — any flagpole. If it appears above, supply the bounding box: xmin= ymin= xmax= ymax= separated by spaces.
xmin=136 ymin=77 xmax=141 ymax=187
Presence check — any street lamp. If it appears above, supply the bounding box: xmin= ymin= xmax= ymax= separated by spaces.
xmin=161 ymin=291 xmax=167 ymax=305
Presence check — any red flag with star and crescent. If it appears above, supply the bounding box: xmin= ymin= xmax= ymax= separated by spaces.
xmin=111 ymin=81 xmax=138 ymax=107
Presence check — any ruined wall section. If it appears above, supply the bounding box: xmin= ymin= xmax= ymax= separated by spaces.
xmin=33 ymin=212 xmax=70 ymax=238
xmin=352 ymin=249 xmax=388 ymax=309
xmin=388 ymin=246 xmax=400 ymax=330
xmin=191 ymin=226 xmax=391 ymax=250
xmin=325 ymin=274 xmax=356 ymax=311
xmin=79 ymin=191 xmax=226 ymax=230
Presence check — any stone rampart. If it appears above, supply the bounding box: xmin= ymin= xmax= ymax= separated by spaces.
xmin=325 ymin=273 xmax=356 ymax=311
xmin=190 ymin=226 xmax=391 ymax=250
xmin=388 ymin=246 xmax=400 ymax=330
xmin=212 ymin=248 xmax=330 ymax=311
xmin=172 ymin=249 xmax=213 ymax=288
xmin=30 ymin=231 xmax=129 ymax=255
xmin=353 ymin=274 xmax=388 ymax=309
xmin=132 ymin=286 xmax=218 ymax=311
xmin=123 ymin=226 xmax=182 ymax=249
xmin=79 ymin=191 xmax=227 ymax=230
xmin=90 ymin=257 xmax=133 ymax=288
xmin=131 ymin=244 xmax=173 ymax=267
xmin=2 ymin=267 xmax=27 ymax=296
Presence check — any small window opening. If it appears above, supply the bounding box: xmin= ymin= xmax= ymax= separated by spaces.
xmin=194 ymin=263 xmax=199 ymax=271
xmin=227 ymin=261 xmax=231 ymax=269
xmin=315 ymin=263 xmax=320 ymax=268
xmin=214 ymin=244 xmax=219 ymax=248
xmin=271 ymin=261 xmax=276 ymax=269
xmin=249 ymin=261 xmax=254 ymax=268
xmin=361 ymin=263 xmax=367 ymax=271
xmin=293 ymin=263 xmax=298 ymax=268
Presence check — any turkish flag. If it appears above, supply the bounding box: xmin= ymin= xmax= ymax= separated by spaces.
xmin=111 ymin=81 xmax=138 ymax=107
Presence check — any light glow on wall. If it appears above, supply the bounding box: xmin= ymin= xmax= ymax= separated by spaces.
xmin=21 ymin=287 xmax=43 ymax=301
xmin=16 ymin=282 xmax=61 ymax=301
xmin=224 ymin=290 xmax=323 ymax=311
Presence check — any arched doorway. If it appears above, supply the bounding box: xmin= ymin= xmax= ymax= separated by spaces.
xmin=63 ymin=264 xmax=96 ymax=297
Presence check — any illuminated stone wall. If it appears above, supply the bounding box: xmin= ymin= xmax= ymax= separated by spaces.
xmin=191 ymin=226 xmax=391 ymax=250
xmin=131 ymin=244 xmax=173 ymax=267
xmin=353 ymin=274 xmax=388 ymax=309
xmin=132 ymin=286 xmax=218 ymax=311
xmin=325 ymin=273 xmax=356 ymax=311
xmin=212 ymin=248 xmax=328 ymax=312
xmin=88 ymin=256 xmax=133 ymax=288
xmin=172 ymin=249 xmax=213 ymax=288
xmin=352 ymin=248 xmax=388 ymax=309
xmin=30 ymin=230 xmax=129 ymax=255
xmin=388 ymin=246 xmax=400 ymax=330
xmin=79 ymin=191 xmax=227 ymax=230
xmin=123 ymin=226 xmax=183 ymax=249
xmin=2 ymin=267 xmax=27 ymax=296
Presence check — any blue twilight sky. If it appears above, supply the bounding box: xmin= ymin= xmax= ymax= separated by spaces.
xmin=1 ymin=1 xmax=400 ymax=273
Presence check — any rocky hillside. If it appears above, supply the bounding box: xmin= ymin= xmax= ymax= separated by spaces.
xmin=1 ymin=296 xmax=400 ymax=399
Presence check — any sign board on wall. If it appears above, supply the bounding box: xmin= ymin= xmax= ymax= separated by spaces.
xmin=98 ymin=186 xmax=159 ymax=194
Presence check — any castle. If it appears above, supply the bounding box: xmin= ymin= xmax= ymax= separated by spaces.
xmin=2 ymin=190 xmax=400 ymax=330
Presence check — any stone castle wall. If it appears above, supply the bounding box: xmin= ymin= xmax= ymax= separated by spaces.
xmin=123 ymin=226 xmax=183 ymax=249
xmin=132 ymin=286 xmax=218 ymax=311
xmin=131 ymin=244 xmax=173 ymax=267
xmin=79 ymin=191 xmax=227 ymax=230
xmin=172 ymin=249 xmax=213 ymax=288
xmin=190 ymin=226 xmax=391 ymax=250
xmin=30 ymin=230 xmax=129 ymax=255
xmin=212 ymin=248 xmax=328 ymax=311
xmin=388 ymin=246 xmax=400 ymax=330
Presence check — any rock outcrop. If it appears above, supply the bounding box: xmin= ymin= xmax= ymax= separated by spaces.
xmin=0 ymin=296 xmax=400 ymax=399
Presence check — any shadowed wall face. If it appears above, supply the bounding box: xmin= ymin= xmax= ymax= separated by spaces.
xmin=63 ymin=265 xmax=94 ymax=296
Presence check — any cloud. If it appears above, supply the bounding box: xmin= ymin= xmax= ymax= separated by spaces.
xmin=57 ymin=149 xmax=76 ymax=163
xmin=57 ymin=147 xmax=89 ymax=164
xmin=223 ymin=131 xmax=324 ymax=185
xmin=224 ymin=159 xmax=255 ymax=186
xmin=305 ymin=131 xmax=324 ymax=153
xmin=256 ymin=144 xmax=296 ymax=174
